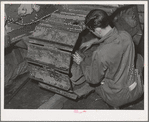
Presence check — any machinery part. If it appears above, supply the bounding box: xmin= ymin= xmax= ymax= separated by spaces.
xmin=28 ymin=38 xmax=73 ymax=52
xmin=39 ymin=83 xmax=77 ymax=99
xmin=28 ymin=63 xmax=71 ymax=90
xmin=73 ymin=83 xmax=95 ymax=98
xmin=27 ymin=43 xmax=71 ymax=72
xmin=31 ymin=25 xmax=79 ymax=47
xmin=60 ymin=5 xmax=118 ymax=16
xmin=7 ymin=23 xmax=37 ymax=44
xmin=41 ymin=17 xmax=84 ymax=32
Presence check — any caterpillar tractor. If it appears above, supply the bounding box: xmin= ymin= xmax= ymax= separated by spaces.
xmin=5 ymin=4 xmax=144 ymax=101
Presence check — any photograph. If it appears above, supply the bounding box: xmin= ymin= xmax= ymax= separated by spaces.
xmin=1 ymin=1 xmax=148 ymax=121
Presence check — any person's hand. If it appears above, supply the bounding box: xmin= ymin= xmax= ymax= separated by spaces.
xmin=80 ymin=38 xmax=98 ymax=51
xmin=73 ymin=52 xmax=83 ymax=65
xmin=80 ymin=41 xmax=92 ymax=51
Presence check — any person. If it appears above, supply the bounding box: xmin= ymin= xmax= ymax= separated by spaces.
xmin=72 ymin=9 xmax=143 ymax=108
xmin=18 ymin=4 xmax=40 ymax=16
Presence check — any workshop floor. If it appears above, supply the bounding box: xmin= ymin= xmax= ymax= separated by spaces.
xmin=5 ymin=77 xmax=144 ymax=110
xmin=5 ymin=80 xmax=55 ymax=109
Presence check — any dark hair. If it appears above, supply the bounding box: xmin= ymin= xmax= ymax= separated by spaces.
xmin=85 ymin=9 xmax=110 ymax=31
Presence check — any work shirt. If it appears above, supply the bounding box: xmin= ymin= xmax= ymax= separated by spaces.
xmin=80 ymin=27 xmax=143 ymax=107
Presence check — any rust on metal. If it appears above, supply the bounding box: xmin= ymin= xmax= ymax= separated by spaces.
xmin=31 ymin=25 xmax=79 ymax=47
xmin=27 ymin=43 xmax=71 ymax=71
xmin=28 ymin=63 xmax=71 ymax=90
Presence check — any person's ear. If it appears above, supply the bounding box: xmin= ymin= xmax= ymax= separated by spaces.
xmin=92 ymin=27 xmax=102 ymax=37
xmin=95 ymin=28 xmax=102 ymax=34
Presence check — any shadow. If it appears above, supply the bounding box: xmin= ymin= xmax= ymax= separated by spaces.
xmin=120 ymin=94 xmax=144 ymax=109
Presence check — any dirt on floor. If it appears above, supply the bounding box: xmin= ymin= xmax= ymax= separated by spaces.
xmin=5 ymin=80 xmax=55 ymax=109
xmin=5 ymin=78 xmax=144 ymax=110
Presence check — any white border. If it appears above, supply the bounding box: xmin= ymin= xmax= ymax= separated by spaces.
xmin=1 ymin=1 xmax=148 ymax=121
xmin=1 ymin=1 xmax=148 ymax=4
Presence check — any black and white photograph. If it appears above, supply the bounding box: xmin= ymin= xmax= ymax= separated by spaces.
xmin=1 ymin=1 xmax=148 ymax=121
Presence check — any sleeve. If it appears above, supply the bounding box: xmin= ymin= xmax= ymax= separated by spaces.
xmin=80 ymin=51 xmax=107 ymax=84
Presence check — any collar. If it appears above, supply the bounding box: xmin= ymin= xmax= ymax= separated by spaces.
xmin=102 ymin=27 xmax=118 ymax=44
xmin=92 ymin=27 xmax=118 ymax=45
